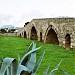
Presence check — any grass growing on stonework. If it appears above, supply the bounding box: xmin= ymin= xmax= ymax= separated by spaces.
xmin=0 ymin=36 xmax=75 ymax=75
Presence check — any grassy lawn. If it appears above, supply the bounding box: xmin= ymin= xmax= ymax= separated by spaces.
xmin=0 ymin=36 xmax=75 ymax=75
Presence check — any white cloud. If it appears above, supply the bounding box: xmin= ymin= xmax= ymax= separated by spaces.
xmin=0 ymin=0 xmax=74 ymax=27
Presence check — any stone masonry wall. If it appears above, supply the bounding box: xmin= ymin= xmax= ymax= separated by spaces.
xmin=17 ymin=18 xmax=75 ymax=49
xmin=0 ymin=33 xmax=17 ymax=36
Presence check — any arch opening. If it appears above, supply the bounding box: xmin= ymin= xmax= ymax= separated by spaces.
xmin=24 ymin=31 xmax=27 ymax=38
xmin=65 ymin=34 xmax=71 ymax=50
xmin=30 ymin=26 xmax=37 ymax=40
xmin=20 ymin=34 xmax=21 ymax=37
xmin=46 ymin=28 xmax=59 ymax=45
xmin=40 ymin=32 xmax=42 ymax=42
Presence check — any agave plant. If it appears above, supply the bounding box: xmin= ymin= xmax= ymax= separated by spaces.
xmin=0 ymin=42 xmax=45 ymax=75
xmin=0 ymin=42 xmax=71 ymax=75
xmin=43 ymin=60 xmax=71 ymax=75
xmin=0 ymin=57 xmax=17 ymax=75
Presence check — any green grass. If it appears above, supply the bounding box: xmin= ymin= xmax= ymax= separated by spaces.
xmin=0 ymin=36 xmax=75 ymax=75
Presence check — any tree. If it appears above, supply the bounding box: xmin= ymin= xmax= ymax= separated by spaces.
xmin=0 ymin=29 xmax=6 ymax=33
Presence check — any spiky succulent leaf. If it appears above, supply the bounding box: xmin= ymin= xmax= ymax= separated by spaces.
xmin=19 ymin=42 xmax=34 ymax=65
xmin=32 ymin=42 xmax=36 ymax=50
xmin=26 ymin=51 xmax=36 ymax=71
xmin=43 ymin=65 xmax=50 ymax=75
xmin=19 ymin=46 xmax=42 ymax=65
xmin=0 ymin=61 xmax=2 ymax=70
xmin=16 ymin=64 xmax=31 ymax=75
xmin=48 ymin=60 xmax=62 ymax=75
xmin=0 ymin=58 xmax=15 ymax=75
xmin=31 ymin=51 xmax=45 ymax=75
xmin=26 ymin=42 xmax=36 ymax=71
xmin=18 ymin=54 xmax=20 ymax=65
xmin=26 ymin=42 xmax=34 ymax=53
xmin=59 ymin=69 xmax=71 ymax=75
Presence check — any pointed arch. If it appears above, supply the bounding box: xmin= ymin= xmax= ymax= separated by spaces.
xmin=45 ymin=28 xmax=59 ymax=45
xmin=30 ymin=26 xmax=37 ymax=40
xmin=20 ymin=34 xmax=21 ymax=37
xmin=65 ymin=34 xmax=71 ymax=50
xmin=24 ymin=31 xmax=27 ymax=38
xmin=40 ymin=32 xmax=42 ymax=42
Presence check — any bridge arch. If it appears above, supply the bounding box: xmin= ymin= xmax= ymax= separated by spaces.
xmin=40 ymin=32 xmax=42 ymax=42
xmin=65 ymin=34 xmax=71 ymax=50
xmin=44 ymin=25 xmax=59 ymax=45
xmin=24 ymin=31 xmax=27 ymax=38
xmin=30 ymin=26 xmax=38 ymax=40
xmin=20 ymin=33 xmax=21 ymax=37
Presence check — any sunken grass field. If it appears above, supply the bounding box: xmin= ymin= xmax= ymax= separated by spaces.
xmin=0 ymin=36 xmax=75 ymax=75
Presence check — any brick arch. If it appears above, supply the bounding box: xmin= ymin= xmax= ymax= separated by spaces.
xmin=30 ymin=26 xmax=38 ymax=40
xmin=44 ymin=25 xmax=59 ymax=45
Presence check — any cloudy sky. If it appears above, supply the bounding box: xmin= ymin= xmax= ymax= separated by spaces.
xmin=0 ymin=0 xmax=75 ymax=27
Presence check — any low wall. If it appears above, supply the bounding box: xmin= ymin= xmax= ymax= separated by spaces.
xmin=0 ymin=33 xmax=17 ymax=36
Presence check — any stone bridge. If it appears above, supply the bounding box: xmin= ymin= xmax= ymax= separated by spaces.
xmin=17 ymin=18 xmax=75 ymax=49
